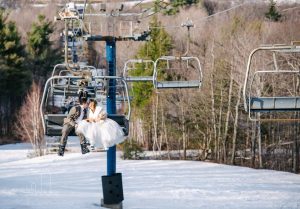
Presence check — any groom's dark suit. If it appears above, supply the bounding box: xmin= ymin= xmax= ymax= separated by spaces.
xmin=58 ymin=105 xmax=88 ymax=156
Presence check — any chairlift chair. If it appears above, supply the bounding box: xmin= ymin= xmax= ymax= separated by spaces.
xmin=58 ymin=2 xmax=82 ymax=20
xmin=41 ymin=75 xmax=131 ymax=137
xmin=153 ymin=56 xmax=202 ymax=89
xmin=51 ymin=64 xmax=96 ymax=86
xmin=122 ymin=59 xmax=155 ymax=83
xmin=243 ymin=43 xmax=300 ymax=121
xmin=94 ymin=80 xmax=129 ymax=103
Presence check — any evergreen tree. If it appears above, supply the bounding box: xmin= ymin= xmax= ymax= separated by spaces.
xmin=130 ymin=16 xmax=172 ymax=108
xmin=0 ymin=9 xmax=31 ymax=137
xmin=0 ymin=9 xmax=30 ymax=96
xmin=163 ymin=0 xmax=199 ymax=15
xmin=265 ymin=0 xmax=282 ymax=22
xmin=27 ymin=14 xmax=61 ymax=81
xmin=128 ymin=16 xmax=172 ymax=150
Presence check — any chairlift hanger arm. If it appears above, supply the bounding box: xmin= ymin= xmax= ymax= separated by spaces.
xmin=82 ymin=0 xmax=87 ymax=20
xmin=51 ymin=63 xmax=67 ymax=78
xmin=181 ymin=19 xmax=194 ymax=56
xmin=58 ymin=70 xmax=72 ymax=77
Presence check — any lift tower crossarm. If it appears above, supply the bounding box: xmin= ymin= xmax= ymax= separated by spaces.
xmin=84 ymin=31 xmax=150 ymax=42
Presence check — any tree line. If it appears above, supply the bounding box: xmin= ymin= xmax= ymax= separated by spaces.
xmin=0 ymin=0 xmax=299 ymax=174
xmin=0 ymin=9 xmax=60 ymax=143
xmin=125 ymin=1 xmax=300 ymax=173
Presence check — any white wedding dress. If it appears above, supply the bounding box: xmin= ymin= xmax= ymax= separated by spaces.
xmin=76 ymin=106 xmax=126 ymax=149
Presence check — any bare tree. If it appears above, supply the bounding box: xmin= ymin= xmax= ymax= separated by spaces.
xmin=231 ymin=85 xmax=242 ymax=165
xmin=15 ymin=82 xmax=45 ymax=156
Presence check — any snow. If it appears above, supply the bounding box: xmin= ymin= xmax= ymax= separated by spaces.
xmin=0 ymin=143 xmax=32 ymax=164
xmin=1 ymin=140 xmax=300 ymax=209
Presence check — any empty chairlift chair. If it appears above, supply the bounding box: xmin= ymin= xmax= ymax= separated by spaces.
xmin=243 ymin=43 xmax=300 ymax=121
xmin=50 ymin=65 xmax=97 ymax=99
xmin=153 ymin=56 xmax=202 ymax=89
xmin=122 ymin=59 xmax=155 ymax=83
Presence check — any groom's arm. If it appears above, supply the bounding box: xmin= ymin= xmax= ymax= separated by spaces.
xmin=64 ymin=107 xmax=77 ymax=126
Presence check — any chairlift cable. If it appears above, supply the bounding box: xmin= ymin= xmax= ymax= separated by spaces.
xmin=148 ymin=2 xmax=248 ymax=29
xmin=281 ymin=6 xmax=300 ymax=12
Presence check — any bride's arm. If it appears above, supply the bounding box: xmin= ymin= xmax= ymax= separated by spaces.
xmin=95 ymin=110 xmax=107 ymax=122
xmin=85 ymin=116 xmax=97 ymax=123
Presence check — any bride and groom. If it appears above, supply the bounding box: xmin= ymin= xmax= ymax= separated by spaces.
xmin=58 ymin=97 xmax=126 ymax=156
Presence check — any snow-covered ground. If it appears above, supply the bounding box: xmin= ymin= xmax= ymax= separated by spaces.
xmin=1 ymin=139 xmax=300 ymax=209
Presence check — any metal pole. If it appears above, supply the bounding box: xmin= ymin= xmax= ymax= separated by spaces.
xmin=64 ymin=21 xmax=68 ymax=64
xmin=106 ymin=39 xmax=117 ymax=176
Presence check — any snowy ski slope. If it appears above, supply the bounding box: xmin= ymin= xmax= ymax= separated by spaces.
xmin=0 ymin=140 xmax=300 ymax=209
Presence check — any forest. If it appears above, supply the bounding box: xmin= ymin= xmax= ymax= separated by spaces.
xmin=0 ymin=0 xmax=300 ymax=174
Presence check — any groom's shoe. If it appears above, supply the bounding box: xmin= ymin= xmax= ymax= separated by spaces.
xmin=58 ymin=145 xmax=65 ymax=156
xmin=83 ymin=139 xmax=90 ymax=146
xmin=81 ymin=143 xmax=90 ymax=154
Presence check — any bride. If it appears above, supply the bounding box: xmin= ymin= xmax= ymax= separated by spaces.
xmin=76 ymin=99 xmax=126 ymax=150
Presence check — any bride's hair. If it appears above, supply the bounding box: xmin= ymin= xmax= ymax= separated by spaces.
xmin=89 ymin=99 xmax=97 ymax=108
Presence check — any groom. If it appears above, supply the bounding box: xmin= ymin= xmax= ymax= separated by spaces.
xmin=58 ymin=97 xmax=90 ymax=156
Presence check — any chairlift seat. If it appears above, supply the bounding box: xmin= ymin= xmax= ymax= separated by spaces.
xmin=45 ymin=114 xmax=74 ymax=136
xmin=52 ymin=87 xmax=96 ymax=97
xmin=67 ymin=41 xmax=83 ymax=47
xmin=108 ymin=114 xmax=129 ymax=136
xmin=116 ymin=95 xmax=133 ymax=101
xmin=155 ymin=80 xmax=201 ymax=89
xmin=52 ymin=85 xmax=76 ymax=90
xmin=250 ymin=97 xmax=300 ymax=112
xmin=53 ymin=85 xmax=95 ymax=91
xmin=52 ymin=89 xmax=80 ymax=97
xmin=125 ymin=76 xmax=153 ymax=82
xmin=45 ymin=114 xmax=129 ymax=137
